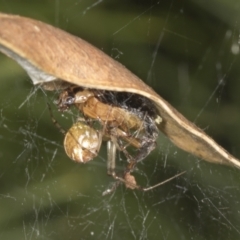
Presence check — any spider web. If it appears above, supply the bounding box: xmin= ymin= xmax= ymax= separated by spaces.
xmin=0 ymin=0 xmax=240 ymax=239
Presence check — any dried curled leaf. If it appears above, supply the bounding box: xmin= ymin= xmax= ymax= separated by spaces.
xmin=0 ymin=13 xmax=239 ymax=168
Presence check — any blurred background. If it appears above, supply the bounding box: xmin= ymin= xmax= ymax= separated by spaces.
xmin=0 ymin=0 xmax=240 ymax=239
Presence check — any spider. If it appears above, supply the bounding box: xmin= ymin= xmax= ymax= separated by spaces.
xmin=50 ymin=85 xmax=185 ymax=194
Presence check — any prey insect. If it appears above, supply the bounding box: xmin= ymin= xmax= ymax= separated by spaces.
xmin=50 ymin=85 xmax=185 ymax=194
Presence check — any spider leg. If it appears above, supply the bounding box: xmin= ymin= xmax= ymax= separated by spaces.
xmin=122 ymin=171 xmax=186 ymax=191
xmin=107 ymin=140 xmax=116 ymax=176
xmin=103 ymin=137 xmax=136 ymax=195
xmin=47 ymin=102 xmax=66 ymax=135
xmin=141 ymin=171 xmax=186 ymax=191
xmin=103 ymin=168 xmax=186 ymax=195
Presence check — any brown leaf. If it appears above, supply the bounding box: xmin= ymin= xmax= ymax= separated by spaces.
xmin=0 ymin=13 xmax=239 ymax=168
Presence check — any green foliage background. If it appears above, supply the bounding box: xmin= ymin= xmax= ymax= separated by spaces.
xmin=0 ymin=1 xmax=240 ymax=239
